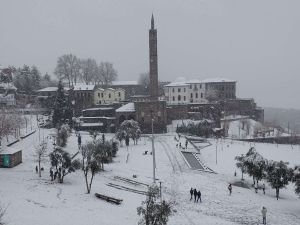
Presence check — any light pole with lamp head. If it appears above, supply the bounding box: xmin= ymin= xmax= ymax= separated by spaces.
xmin=151 ymin=110 xmax=156 ymax=183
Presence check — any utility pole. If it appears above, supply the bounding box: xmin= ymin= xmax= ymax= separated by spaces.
xmin=216 ymin=141 xmax=218 ymax=165
xmin=152 ymin=118 xmax=156 ymax=183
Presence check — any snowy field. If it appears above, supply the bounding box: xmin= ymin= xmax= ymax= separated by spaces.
xmin=1 ymin=128 xmax=300 ymax=225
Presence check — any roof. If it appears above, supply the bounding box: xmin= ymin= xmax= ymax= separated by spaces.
xmin=79 ymin=122 xmax=104 ymax=127
xmin=73 ymin=84 xmax=95 ymax=91
xmin=36 ymin=87 xmax=58 ymax=92
xmin=83 ymin=107 xmax=114 ymax=111
xmin=201 ymin=78 xmax=236 ymax=83
xmin=0 ymin=82 xmax=17 ymax=90
xmin=116 ymin=103 xmax=135 ymax=112
xmin=112 ymin=81 xmax=139 ymax=86
xmin=0 ymin=147 xmax=22 ymax=154
xmin=165 ymin=82 xmax=189 ymax=87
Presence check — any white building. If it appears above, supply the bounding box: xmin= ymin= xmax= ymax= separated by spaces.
xmin=164 ymin=78 xmax=236 ymax=105
xmin=94 ymin=88 xmax=125 ymax=105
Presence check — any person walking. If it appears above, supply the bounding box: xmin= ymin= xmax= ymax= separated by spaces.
xmin=197 ymin=190 xmax=202 ymax=202
xmin=35 ymin=165 xmax=38 ymax=174
xmin=193 ymin=188 xmax=197 ymax=202
xmin=262 ymin=183 xmax=265 ymax=195
xmin=276 ymin=188 xmax=279 ymax=200
xmin=190 ymin=188 xmax=193 ymax=200
xmin=77 ymin=133 xmax=82 ymax=148
xmin=261 ymin=206 xmax=267 ymax=224
xmin=185 ymin=140 xmax=188 ymax=149
xmin=255 ymin=182 xmax=258 ymax=193
xmin=50 ymin=168 xmax=54 ymax=181
xmin=228 ymin=184 xmax=232 ymax=195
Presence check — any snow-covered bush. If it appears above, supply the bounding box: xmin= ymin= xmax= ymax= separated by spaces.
xmin=116 ymin=120 xmax=141 ymax=145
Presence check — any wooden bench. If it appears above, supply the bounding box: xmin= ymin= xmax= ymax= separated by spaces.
xmin=95 ymin=193 xmax=123 ymax=205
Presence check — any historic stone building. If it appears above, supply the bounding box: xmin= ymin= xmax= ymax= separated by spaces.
xmin=116 ymin=15 xmax=167 ymax=133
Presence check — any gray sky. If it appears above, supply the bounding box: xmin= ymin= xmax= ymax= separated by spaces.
xmin=1 ymin=0 xmax=299 ymax=109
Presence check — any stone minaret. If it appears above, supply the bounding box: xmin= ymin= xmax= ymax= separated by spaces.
xmin=149 ymin=14 xmax=158 ymax=99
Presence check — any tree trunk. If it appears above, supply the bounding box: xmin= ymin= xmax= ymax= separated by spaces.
xmin=88 ymin=173 xmax=95 ymax=194
xmin=38 ymin=160 xmax=41 ymax=177
xmin=84 ymin=170 xmax=90 ymax=194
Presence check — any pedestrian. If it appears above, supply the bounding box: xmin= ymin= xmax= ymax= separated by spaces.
xmin=255 ymin=182 xmax=258 ymax=193
xmin=197 ymin=190 xmax=202 ymax=202
xmin=190 ymin=188 xmax=193 ymax=200
xmin=228 ymin=184 xmax=232 ymax=195
xmin=35 ymin=165 xmax=38 ymax=173
xmin=185 ymin=140 xmax=188 ymax=149
xmin=193 ymin=188 xmax=197 ymax=202
xmin=54 ymin=171 xmax=58 ymax=181
xmin=78 ymin=133 xmax=81 ymax=147
xmin=262 ymin=183 xmax=265 ymax=195
xmin=261 ymin=206 xmax=267 ymax=225
xmin=179 ymin=142 xmax=182 ymax=149
xmin=50 ymin=168 xmax=54 ymax=181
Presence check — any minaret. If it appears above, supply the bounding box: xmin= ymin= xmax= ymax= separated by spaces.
xmin=149 ymin=14 xmax=158 ymax=99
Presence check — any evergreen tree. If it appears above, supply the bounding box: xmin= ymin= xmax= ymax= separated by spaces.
xmin=30 ymin=66 xmax=41 ymax=90
xmin=235 ymin=154 xmax=247 ymax=180
xmin=294 ymin=166 xmax=300 ymax=196
xmin=266 ymin=160 xmax=293 ymax=200
xmin=52 ymin=80 xmax=72 ymax=127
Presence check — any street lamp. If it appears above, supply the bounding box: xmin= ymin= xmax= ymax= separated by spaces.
xmin=151 ymin=113 xmax=156 ymax=184
xmin=71 ymin=100 xmax=75 ymax=129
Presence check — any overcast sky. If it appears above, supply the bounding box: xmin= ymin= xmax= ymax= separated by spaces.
xmin=1 ymin=0 xmax=299 ymax=109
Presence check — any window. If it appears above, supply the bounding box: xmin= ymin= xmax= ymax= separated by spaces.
xmin=178 ymin=88 xmax=181 ymax=92
xmin=172 ymin=88 xmax=175 ymax=93
xmin=190 ymin=85 xmax=192 ymax=89
xmin=172 ymin=96 xmax=175 ymax=101
xmin=196 ymin=93 xmax=198 ymax=98
xmin=101 ymin=93 xmax=104 ymax=98
xmin=184 ymin=96 xmax=186 ymax=101
xmin=191 ymin=93 xmax=193 ymax=98
xmin=200 ymin=84 xmax=202 ymax=89
xmin=184 ymin=88 xmax=186 ymax=92
xmin=109 ymin=93 xmax=111 ymax=98
xmin=201 ymin=93 xmax=203 ymax=98
xmin=118 ymin=92 xmax=121 ymax=97
xmin=178 ymin=95 xmax=181 ymax=101
xmin=98 ymin=93 xmax=100 ymax=97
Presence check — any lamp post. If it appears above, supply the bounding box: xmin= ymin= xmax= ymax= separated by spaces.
xmin=71 ymin=100 xmax=75 ymax=129
xmin=151 ymin=117 xmax=156 ymax=183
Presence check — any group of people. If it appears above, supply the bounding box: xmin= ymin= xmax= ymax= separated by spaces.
xmin=176 ymin=139 xmax=189 ymax=149
xmin=189 ymin=188 xmax=202 ymax=202
xmin=49 ymin=167 xmax=65 ymax=181
xmin=255 ymin=182 xmax=266 ymax=194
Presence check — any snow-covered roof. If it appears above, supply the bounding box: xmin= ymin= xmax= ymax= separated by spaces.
xmin=83 ymin=107 xmax=114 ymax=111
xmin=73 ymin=84 xmax=95 ymax=91
xmin=116 ymin=103 xmax=135 ymax=113
xmin=79 ymin=122 xmax=104 ymax=127
xmin=36 ymin=87 xmax=58 ymax=92
xmin=0 ymin=147 xmax=22 ymax=154
xmin=0 ymin=82 xmax=17 ymax=90
xmin=165 ymin=82 xmax=189 ymax=87
xmin=112 ymin=81 xmax=139 ymax=86
xmin=201 ymin=78 xmax=236 ymax=83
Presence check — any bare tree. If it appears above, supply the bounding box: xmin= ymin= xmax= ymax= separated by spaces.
xmin=80 ymin=58 xmax=98 ymax=85
xmin=54 ymin=54 xmax=81 ymax=87
xmin=34 ymin=141 xmax=48 ymax=177
xmin=0 ymin=204 xmax=6 ymax=225
xmin=98 ymin=62 xmax=118 ymax=86
xmin=0 ymin=109 xmax=23 ymax=145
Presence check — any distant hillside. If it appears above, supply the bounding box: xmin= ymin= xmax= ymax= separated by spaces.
xmin=264 ymin=107 xmax=300 ymax=133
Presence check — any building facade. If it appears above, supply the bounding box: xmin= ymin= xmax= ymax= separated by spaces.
xmin=94 ymin=88 xmax=125 ymax=105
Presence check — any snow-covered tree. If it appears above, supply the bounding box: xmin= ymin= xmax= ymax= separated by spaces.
xmin=137 ymin=185 xmax=174 ymax=225
xmin=56 ymin=124 xmax=70 ymax=147
xmin=52 ymin=81 xmax=72 ymax=127
xmin=49 ymin=147 xmax=80 ymax=183
xmin=0 ymin=109 xmax=23 ymax=145
xmin=235 ymin=154 xmax=247 ymax=180
xmin=294 ymin=166 xmax=300 ymax=196
xmin=116 ymin=120 xmax=141 ymax=145
xmin=266 ymin=160 xmax=293 ymax=200
xmin=54 ymin=54 xmax=81 ymax=87
xmin=34 ymin=141 xmax=48 ymax=178
xmin=243 ymin=147 xmax=267 ymax=185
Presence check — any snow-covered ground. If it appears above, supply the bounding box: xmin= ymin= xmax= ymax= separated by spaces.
xmin=1 ymin=127 xmax=300 ymax=225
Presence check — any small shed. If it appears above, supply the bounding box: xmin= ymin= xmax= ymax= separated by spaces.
xmin=0 ymin=148 xmax=22 ymax=168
